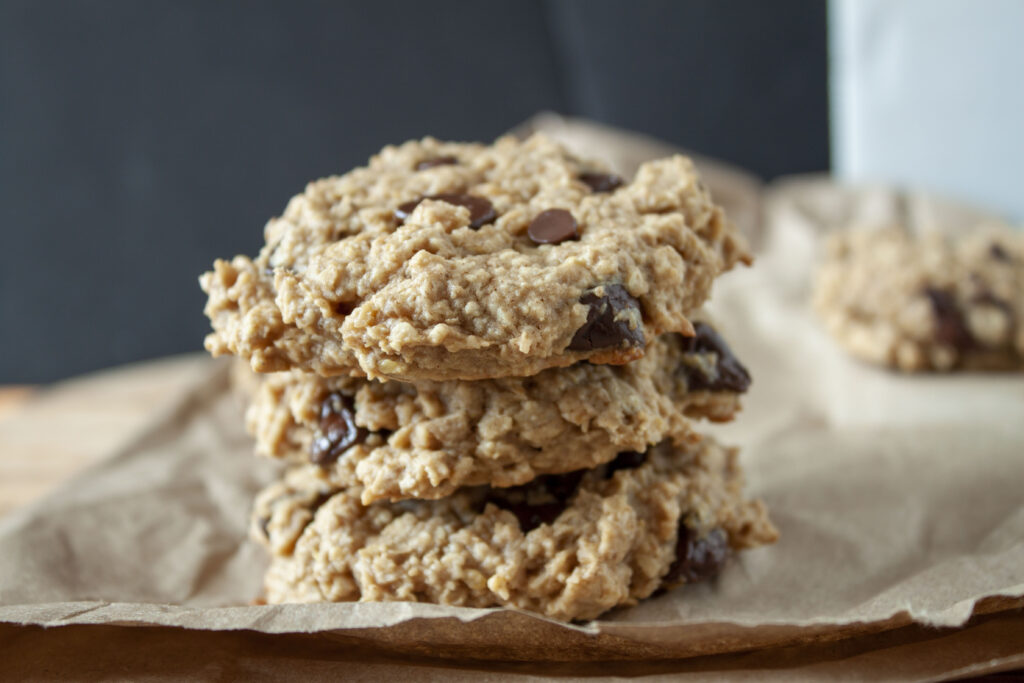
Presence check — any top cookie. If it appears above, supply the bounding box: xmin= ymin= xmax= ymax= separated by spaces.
xmin=814 ymin=226 xmax=1023 ymax=371
xmin=201 ymin=134 xmax=749 ymax=381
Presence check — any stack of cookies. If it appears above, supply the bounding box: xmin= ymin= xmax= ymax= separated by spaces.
xmin=200 ymin=134 xmax=777 ymax=621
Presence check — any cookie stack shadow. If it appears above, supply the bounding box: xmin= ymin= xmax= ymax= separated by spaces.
xmin=201 ymin=135 xmax=777 ymax=621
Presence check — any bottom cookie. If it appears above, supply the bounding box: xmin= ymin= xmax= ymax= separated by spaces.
xmin=253 ymin=435 xmax=777 ymax=621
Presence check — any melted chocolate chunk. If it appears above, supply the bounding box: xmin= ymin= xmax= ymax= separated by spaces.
xmin=394 ymin=193 xmax=497 ymax=229
xmin=568 ymin=285 xmax=645 ymax=352
xmin=924 ymin=288 xmax=974 ymax=350
xmin=989 ymin=243 xmax=1012 ymax=262
xmin=603 ymin=450 xmax=648 ymax=479
xmin=415 ymin=155 xmax=458 ymax=170
xmin=678 ymin=322 xmax=751 ymax=393
xmin=527 ymin=208 xmax=578 ymax=245
xmin=394 ymin=199 xmax=421 ymax=221
xmin=579 ymin=172 xmax=624 ymax=193
xmin=485 ymin=469 xmax=586 ymax=533
xmin=663 ymin=526 xmax=730 ymax=586
xmin=310 ymin=393 xmax=366 ymax=465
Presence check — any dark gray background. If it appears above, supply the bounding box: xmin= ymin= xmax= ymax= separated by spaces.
xmin=0 ymin=0 xmax=828 ymax=382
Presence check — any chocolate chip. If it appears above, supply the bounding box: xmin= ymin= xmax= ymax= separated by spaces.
xmin=415 ymin=155 xmax=457 ymax=170
xmin=663 ymin=526 xmax=730 ymax=586
xmin=485 ymin=469 xmax=586 ymax=533
xmin=678 ymin=322 xmax=752 ymax=393
xmin=579 ymin=172 xmax=624 ymax=193
xmin=310 ymin=393 xmax=366 ymax=465
xmin=989 ymin=243 xmax=1012 ymax=261
xmin=924 ymin=288 xmax=974 ymax=351
xmin=334 ymin=300 xmax=355 ymax=316
xmin=394 ymin=199 xmax=422 ymax=222
xmin=527 ymin=208 xmax=578 ymax=245
xmin=568 ymin=284 xmax=645 ymax=352
xmin=603 ymin=450 xmax=648 ymax=479
xmin=394 ymin=193 xmax=497 ymax=229
xmin=434 ymin=193 xmax=497 ymax=228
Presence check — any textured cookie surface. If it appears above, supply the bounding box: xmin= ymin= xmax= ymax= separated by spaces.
xmin=243 ymin=326 xmax=749 ymax=503
xmin=201 ymin=134 xmax=749 ymax=381
xmin=253 ymin=436 xmax=777 ymax=621
xmin=814 ymin=227 xmax=1023 ymax=371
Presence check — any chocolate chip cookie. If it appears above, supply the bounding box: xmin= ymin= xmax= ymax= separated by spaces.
xmin=243 ymin=325 xmax=750 ymax=503
xmin=201 ymin=134 xmax=749 ymax=381
xmin=253 ymin=435 xmax=777 ymax=621
xmin=814 ymin=227 xmax=1023 ymax=371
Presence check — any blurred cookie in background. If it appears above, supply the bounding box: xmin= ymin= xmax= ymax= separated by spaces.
xmin=813 ymin=226 xmax=1023 ymax=371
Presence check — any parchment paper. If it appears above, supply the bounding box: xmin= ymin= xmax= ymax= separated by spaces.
xmin=1 ymin=115 xmax=1022 ymax=676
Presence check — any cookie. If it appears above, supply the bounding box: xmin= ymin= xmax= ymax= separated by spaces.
xmin=814 ymin=227 xmax=1024 ymax=371
xmin=243 ymin=325 xmax=750 ymax=503
xmin=252 ymin=435 xmax=777 ymax=621
xmin=201 ymin=134 xmax=750 ymax=382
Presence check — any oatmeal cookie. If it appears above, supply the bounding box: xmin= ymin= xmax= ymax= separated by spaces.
xmin=253 ymin=435 xmax=777 ymax=621
xmin=242 ymin=325 xmax=749 ymax=503
xmin=814 ymin=226 xmax=1023 ymax=371
xmin=201 ymin=134 xmax=749 ymax=381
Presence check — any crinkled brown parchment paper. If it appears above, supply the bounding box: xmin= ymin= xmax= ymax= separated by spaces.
xmin=0 ymin=114 xmax=1021 ymax=679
